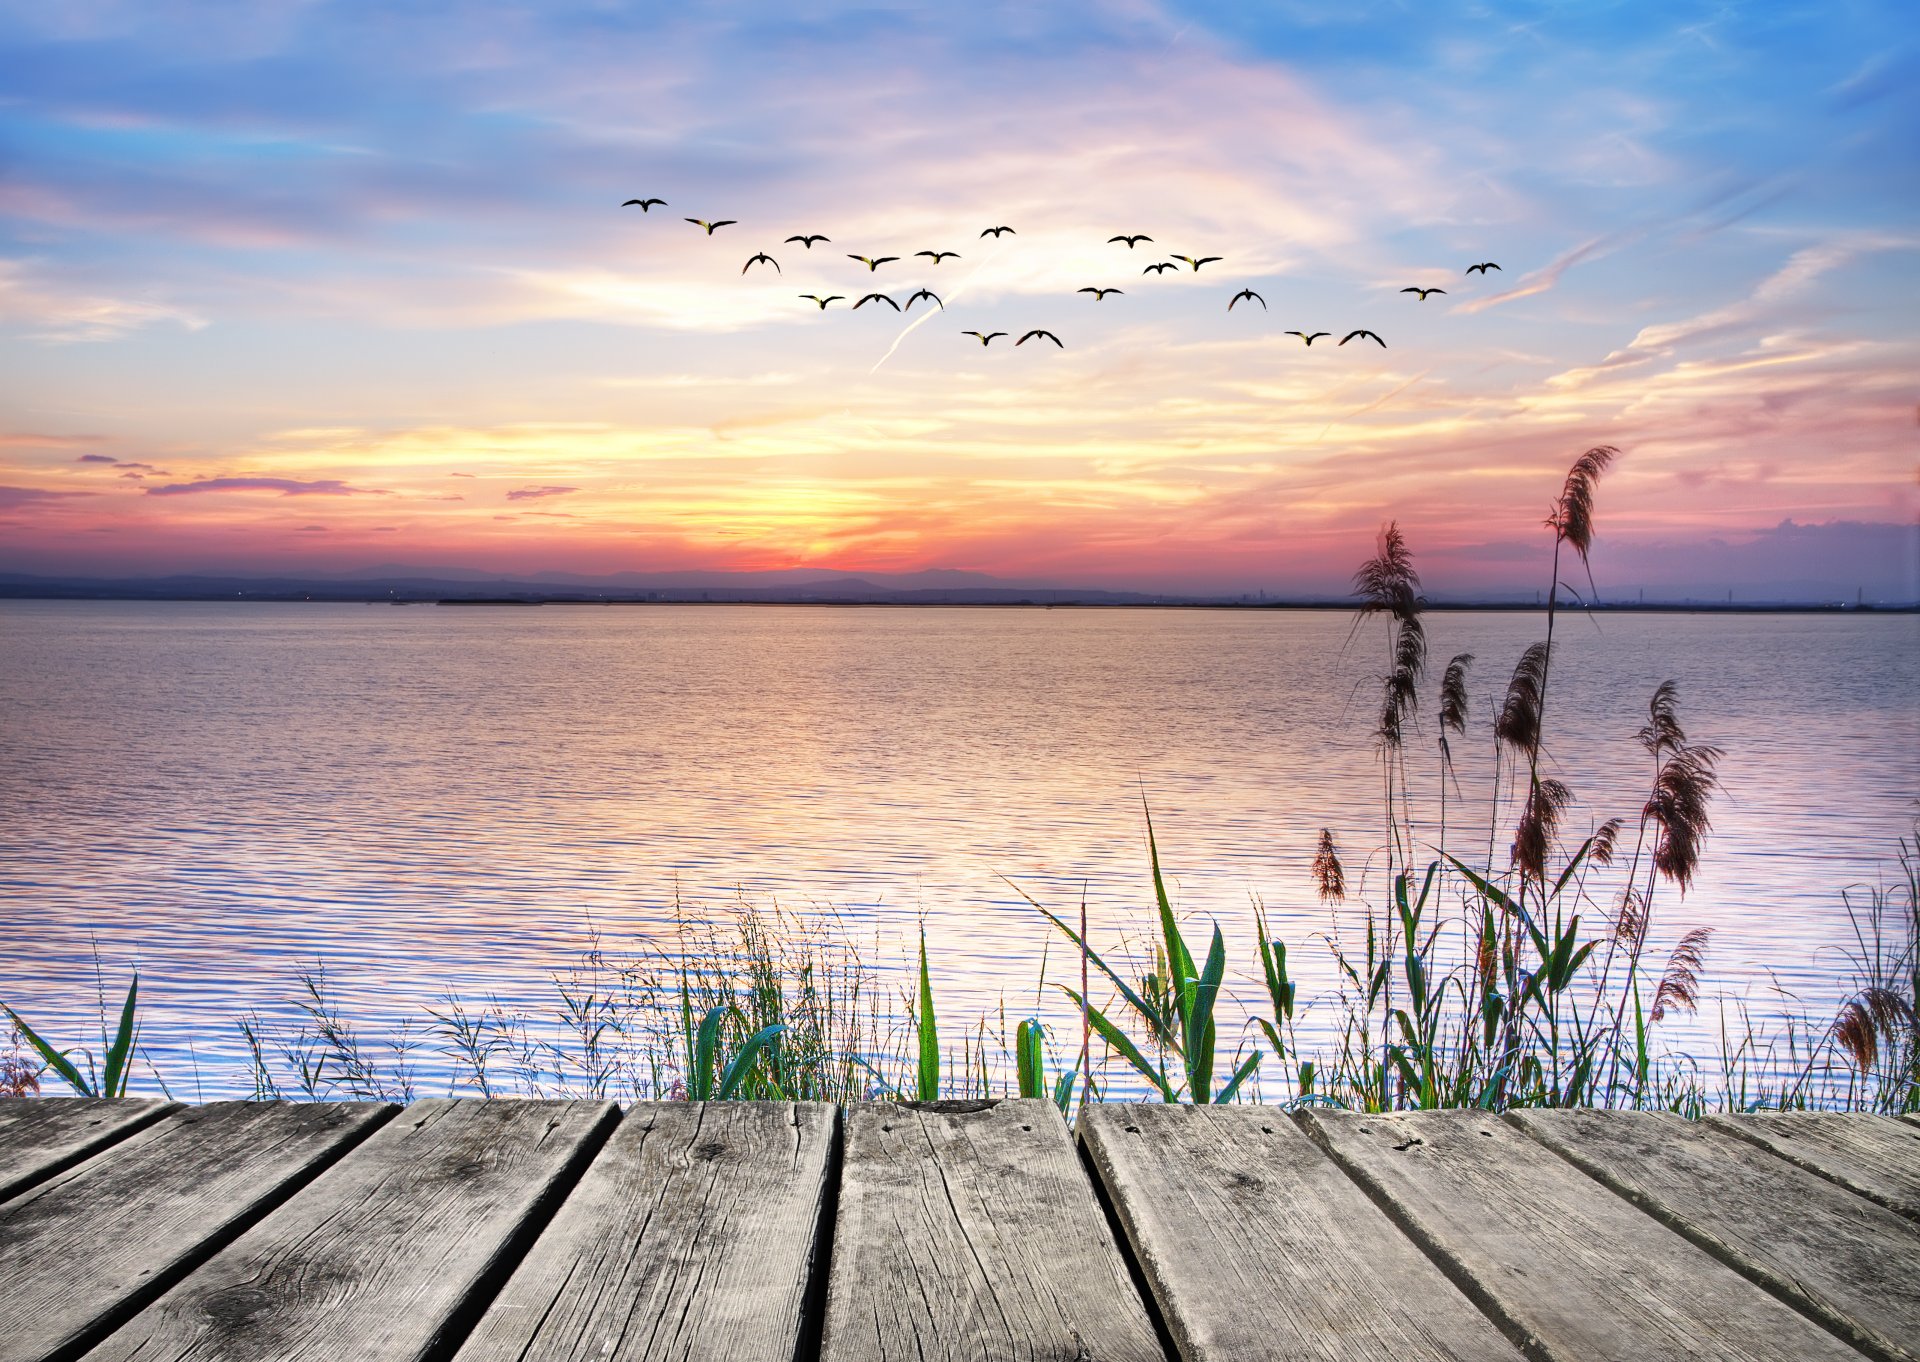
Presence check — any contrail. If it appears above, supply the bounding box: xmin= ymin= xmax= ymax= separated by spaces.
xmin=1316 ymin=369 xmax=1430 ymax=442
xmin=869 ymin=240 xmax=1007 ymax=374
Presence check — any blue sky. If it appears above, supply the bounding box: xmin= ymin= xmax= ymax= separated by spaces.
xmin=0 ymin=0 xmax=1914 ymax=597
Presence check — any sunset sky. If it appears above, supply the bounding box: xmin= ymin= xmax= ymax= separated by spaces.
xmin=1 ymin=1 xmax=1915 ymax=598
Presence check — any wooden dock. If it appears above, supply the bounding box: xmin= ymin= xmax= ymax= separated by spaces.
xmin=1 ymin=1098 xmax=1915 ymax=1361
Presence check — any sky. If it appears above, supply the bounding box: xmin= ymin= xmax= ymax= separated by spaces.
xmin=0 ymin=0 xmax=1915 ymax=599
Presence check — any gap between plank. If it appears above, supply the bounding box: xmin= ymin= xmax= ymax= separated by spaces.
xmin=1292 ymin=1112 xmax=1558 ymax=1362
xmin=39 ymin=1103 xmax=402 ymax=1362
xmin=1073 ymin=1116 xmax=1180 ymax=1362
xmin=419 ymin=1102 xmax=626 ymax=1362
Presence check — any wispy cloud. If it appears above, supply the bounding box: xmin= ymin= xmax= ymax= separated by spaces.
xmin=505 ymin=485 xmax=578 ymax=501
xmin=145 ymin=477 xmax=390 ymax=497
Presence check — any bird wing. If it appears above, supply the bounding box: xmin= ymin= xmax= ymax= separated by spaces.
xmin=685 ymin=218 xmax=704 ymax=226
xmin=1172 ymin=255 xmax=1194 ymax=264
xmin=876 ymin=256 xmax=898 ymax=265
xmin=1484 ymin=262 xmax=1501 ymax=271
xmin=858 ymin=293 xmax=899 ymax=310
xmin=962 ymin=330 xmax=981 ymax=337
xmin=1078 ymin=287 xmax=1098 ymax=294
xmin=987 ymin=332 xmax=1006 ymax=340
xmin=1429 ymin=288 xmax=1446 ymax=295
xmin=622 ymin=199 xmax=644 ymax=206
xmin=916 ymin=251 xmax=937 ymax=259
xmin=1401 ymin=287 xmax=1421 ymax=293
xmin=1309 ymin=332 xmax=1329 ymax=340
xmin=713 ymin=221 xmax=736 ymax=229
xmin=1196 ymin=256 xmax=1221 ymax=266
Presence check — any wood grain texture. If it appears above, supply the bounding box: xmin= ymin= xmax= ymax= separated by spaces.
xmin=452 ymin=1102 xmax=835 ymax=1362
xmin=1512 ymin=1108 xmax=1920 ymax=1362
xmin=1302 ymin=1109 xmax=1862 ymax=1362
xmin=0 ymin=1098 xmax=175 ymax=1203
xmin=1706 ymin=1111 xmax=1920 ymax=1222
xmin=0 ymin=1100 xmax=389 ymax=1362
xmin=820 ymin=1099 xmax=1165 ymax=1362
xmin=1081 ymin=1104 xmax=1523 ymax=1361
xmin=81 ymin=1098 xmax=615 ymax=1362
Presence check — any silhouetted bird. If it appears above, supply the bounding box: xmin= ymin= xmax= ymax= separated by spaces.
xmin=916 ymin=250 xmax=960 ymax=263
xmin=1285 ymin=331 xmax=1331 ymax=345
xmin=1108 ymin=234 xmax=1153 ymax=247
xmin=622 ymin=198 xmax=666 ymax=210
xmin=906 ymin=289 xmax=943 ymax=311
xmin=686 ymin=218 xmax=736 ymax=234
xmin=786 ymin=234 xmax=830 ymax=248
xmin=1466 ymin=262 xmax=1501 ymax=274
xmin=1017 ymin=329 xmax=1062 ymax=347
xmin=962 ymin=330 xmax=1007 ymax=345
xmin=849 ymin=255 xmax=899 ymax=272
xmin=854 ymin=293 xmax=900 ymax=311
xmin=1173 ymin=255 xmax=1222 ymax=271
xmin=1078 ymin=287 xmax=1122 ymax=300
xmin=1229 ymin=289 xmax=1265 ymax=311
xmin=742 ymin=253 xmax=779 ymax=275
xmin=1400 ymin=287 xmax=1445 ymax=300
xmin=799 ymin=295 xmax=844 ymax=309
xmin=1340 ymin=329 xmax=1386 ymax=347
xmin=980 ymin=226 xmax=1016 ymax=238
xmin=1143 ymin=262 xmax=1177 ymax=274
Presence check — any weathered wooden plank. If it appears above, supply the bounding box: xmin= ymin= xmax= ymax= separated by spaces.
xmin=1302 ymin=1109 xmax=1862 ymax=1362
xmin=0 ymin=1100 xmax=389 ymax=1362
xmin=452 ymin=1101 xmax=835 ymax=1362
xmin=0 ymin=1098 xmax=176 ymax=1202
xmin=79 ymin=1098 xmax=615 ymax=1362
xmin=1706 ymin=1111 xmax=1920 ymax=1222
xmin=1081 ymin=1104 xmax=1525 ymax=1361
xmin=820 ymin=1098 xmax=1165 ymax=1362
xmin=1512 ymin=1108 xmax=1920 ymax=1362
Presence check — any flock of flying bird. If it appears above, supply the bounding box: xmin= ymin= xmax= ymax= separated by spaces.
xmin=620 ymin=196 xmax=1502 ymax=351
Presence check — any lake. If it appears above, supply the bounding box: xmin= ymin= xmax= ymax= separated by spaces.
xmin=1 ymin=601 xmax=1913 ymax=1099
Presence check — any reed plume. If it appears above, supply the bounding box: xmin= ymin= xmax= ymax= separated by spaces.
xmin=1496 ymin=641 xmax=1551 ymax=760
xmin=1832 ymin=986 xmax=1915 ymax=1073
xmin=1638 ymin=679 xmax=1687 ymax=759
xmin=1646 ymin=740 xmax=1723 ymax=892
xmin=1547 ymin=445 xmax=1618 ymax=568
xmin=1311 ymin=828 xmax=1347 ymax=904
xmin=1649 ymin=926 xmax=1712 ymax=1023
xmin=1512 ymin=775 xmax=1573 ymax=884
xmin=1590 ymin=816 xmax=1624 ymax=867
xmin=1354 ymin=523 xmax=1427 ymax=750
xmin=1613 ymin=886 xmax=1647 ymax=948
xmin=1438 ymin=652 xmax=1472 ymax=775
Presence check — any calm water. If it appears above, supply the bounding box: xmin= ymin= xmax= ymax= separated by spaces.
xmin=1 ymin=601 xmax=1914 ymax=1097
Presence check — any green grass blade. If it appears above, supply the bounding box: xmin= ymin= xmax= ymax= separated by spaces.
xmin=716 ymin=1022 xmax=788 ymax=1099
xmin=1185 ymin=923 xmax=1225 ymax=1102
xmin=1009 ymin=879 xmax=1176 ymax=1047
xmin=1015 ymin=1017 xmax=1045 ymax=1100
xmin=691 ymin=1004 xmax=724 ymax=1101
xmin=102 ymin=973 xmax=139 ymax=1098
xmin=2 ymin=1006 xmax=95 ymax=1097
xmin=1143 ymin=804 xmax=1198 ymax=994
xmin=915 ymin=927 xmax=939 ymax=1101
xmin=1052 ymin=1068 xmax=1079 ymax=1116
xmin=1064 ymin=986 xmax=1174 ymax=1101
xmin=1216 ymin=1049 xmax=1261 ymax=1103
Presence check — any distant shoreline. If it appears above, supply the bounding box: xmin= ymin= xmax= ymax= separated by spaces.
xmin=0 ymin=590 xmax=1910 ymax=614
